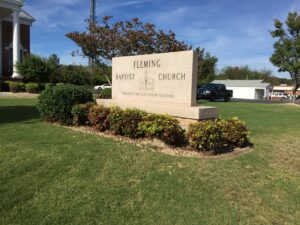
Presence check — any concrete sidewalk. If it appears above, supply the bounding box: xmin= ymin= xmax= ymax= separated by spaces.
xmin=0 ymin=92 xmax=39 ymax=98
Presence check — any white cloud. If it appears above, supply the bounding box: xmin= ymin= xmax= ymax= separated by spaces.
xmin=121 ymin=0 xmax=152 ymax=6
xmin=98 ymin=0 xmax=153 ymax=14
xmin=24 ymin=0 xmax=89 ymax=31
xmin=51 ymin=0 xmax=84 ymax=6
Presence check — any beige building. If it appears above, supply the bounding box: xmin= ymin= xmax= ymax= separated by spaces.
xmin=272 ymin=85 xmax=300 ymax=97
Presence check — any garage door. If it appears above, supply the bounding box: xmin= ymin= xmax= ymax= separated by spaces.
xmin=255 ymin=89 xmax=264 ymax=100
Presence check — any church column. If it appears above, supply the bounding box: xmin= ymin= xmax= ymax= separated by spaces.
xmin=12 ymin=8 xmax=21 ymax=78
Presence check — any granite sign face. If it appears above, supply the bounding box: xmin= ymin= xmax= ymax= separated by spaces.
xmin=97 ymin=50 xmax=218 ymax=120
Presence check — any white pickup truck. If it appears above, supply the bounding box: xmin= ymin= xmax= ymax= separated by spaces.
xmin=270 ymin=92 xmax=289 ymax=100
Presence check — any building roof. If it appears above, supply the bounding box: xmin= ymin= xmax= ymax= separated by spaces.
xmin=212 ymin=80 xmax=271 ymax=88
xmin=0 ymin=0 xmax=35 ymax=23
xmin=20 ymin=9 xmax=35 ymax=22
xmin=273 ymin=86 xmax=300 ymax=91
xmin=0 ymin=0 xmax=24 ymax=7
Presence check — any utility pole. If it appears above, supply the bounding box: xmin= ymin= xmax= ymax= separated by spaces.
xmin=89 ymin=0 xmax=96 ymax=67
xmin=90 ymin=0 xmax=96 ymax=23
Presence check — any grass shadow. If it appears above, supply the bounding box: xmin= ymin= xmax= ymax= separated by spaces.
xmin=0 ymin=105 xmax=40 ymax=124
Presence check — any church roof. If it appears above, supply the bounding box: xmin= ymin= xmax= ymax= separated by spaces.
xmin=20 ymin=9 xmax=35 ymax=23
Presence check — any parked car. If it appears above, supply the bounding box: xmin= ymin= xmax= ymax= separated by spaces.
xmin=270 ymin=92 xmax=289 ymax=100
xmin=94 ymin=83 xmax=111 ymax=91
xmin=197 ymin=83 xmax=233 ymax=102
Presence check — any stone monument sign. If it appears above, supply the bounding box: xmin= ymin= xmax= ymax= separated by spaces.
xmin=97 ymin=50 xmax=218 ymax=120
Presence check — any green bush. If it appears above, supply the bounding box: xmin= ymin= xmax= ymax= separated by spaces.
xmin=25 ymin=82 xmax=39 ymax=93
xmin=44 ymin=83 xmax=54 ymax=90
xmin=0 ymin=81 xmax=10 ymax=92
xmin=87 ymin=105 xmax=111 ymax=131
xmin=219 ymin=118 xmax=249 ymax=148
xmin=55 ymin=83 xmax=65 ymax=87
xmin=60 ymin=65 xmax=92 ymax=86
xmin=188 ymin=118 xmax=249 ymax=153
xmin=139 ymin=114 xmax=186 ymax=146
xmin=108 ymin=107 xmax=145 ymax=138
xmin=16 ymin=54 xmax=60 ymax=83
xmin=71 ymin=103 xmax=95 ymax=126
xmin=37 ymin=84 xmax=93 ymax=125
xmin=122 ymin=108 xmax=146 ymax=138
xmin=188 ymin=120 xmax=224 ymax=152
xmin=98 ymin=88 xmax=112 ymax=99
xmin=8 ymin=82 xmax=25 ymax=92
xmin=106 ymin=107 xmax=124 ymax=134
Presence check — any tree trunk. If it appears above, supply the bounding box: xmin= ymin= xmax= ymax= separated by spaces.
xmin=293 ymin=83 xmax=300 ymax=103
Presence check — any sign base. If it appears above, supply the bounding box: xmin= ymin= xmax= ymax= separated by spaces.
xmin=97 ymin=99 xmax=218 ymax=120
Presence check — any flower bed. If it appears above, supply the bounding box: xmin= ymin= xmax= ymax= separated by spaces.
xmin=70 ymin=103 xmax=250 ymax=152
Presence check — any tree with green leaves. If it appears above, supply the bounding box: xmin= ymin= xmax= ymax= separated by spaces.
xmin=16 ymin=54 xmax=60 ymax=83
xmin=196 ymin=48 xmax=218 ymax=85
xmin=270 ymin=12 xmax=300 ymax=101
xmin=216 ymin=66 xmax=293 ymax=85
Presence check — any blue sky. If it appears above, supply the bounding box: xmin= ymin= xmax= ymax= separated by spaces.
xmin=24 ymin=0 xmax=300 ymax=78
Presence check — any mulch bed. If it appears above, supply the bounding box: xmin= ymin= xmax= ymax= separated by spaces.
xmin=59 ymin=125 xmax=253 ymax=160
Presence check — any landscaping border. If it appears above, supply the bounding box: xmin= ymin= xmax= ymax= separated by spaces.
xmin=60 ymin=124 xmax=253 ymax=160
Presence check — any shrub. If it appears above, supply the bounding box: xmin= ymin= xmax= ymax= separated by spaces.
xmin=25 ymin=82 xmax=39 ymax=93
xmin=122 ymin=108 xmax=146 ymax=138
xmin=188 ymin=118 xmax=249 ymax=153
xmin=60 ymin=65 xmax=92 ymax=86
xmin=108 ymin=107 xmax=145 ymax=138
xmin=106 ymin=107 xmax=124 ymax=134
xmin=0 ymin=81 xmax=10 ymax=92
xmin=219 ymin=118 xmax=249 ymax=148
xmin=71 ymin=103 xmax=95 ymax=126
xmin=44 ymin=83 xmax=54 ymax=90
xmin=87 ymin=105 xmax=111 ymax=131
xmin=8 ymin=82 xmax=25 ymax=92
xmin=55 ymin=83 xmax=65 ymax=87
xmin=98 ymin=88 xmax=112 ymax=99
xmin=139 ymin=114 xmax=185 ymax=146
xmin=16 ymin=54 xmax=60 ymax=83
xmin=188 ymin=120 xmax=224 ymax=152
xmin=37 ymin=84 xmax=93 ymax=125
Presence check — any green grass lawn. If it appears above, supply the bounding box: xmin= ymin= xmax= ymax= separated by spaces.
xmin=0 ymin=98 xmax=299 ymax=225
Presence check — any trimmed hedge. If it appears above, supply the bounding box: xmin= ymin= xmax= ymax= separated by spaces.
xmin=87 ymin=105 xmax=111 ymax=131
xmin=0 ymin=81 xmax=10 ymax=92
xmin=8 ymin=82 xmax=26 ymax=93
xmin=2 ymin=81 xmax=42 ymax=93
xmin=71 ymin=103 xmax=95 ymax=126
xmin=25 ymin=82 xmax=39 ymax=93
xmin=37 ymin=84 xmax=93 ymax=125
xmin=188 ymin=118 xmax=249 ymax=153
xmin=188 ymin=120 xmax=224 ymax=152
xmin=70 ymin=103 xmax=250 ymax=150
xmin=108 ymin=107 xmax=146 ymax=138
xmin=219 ymin=118 xmax=249 ymax=148
xmin=139 ymin=114 xmax=186 ymax=146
